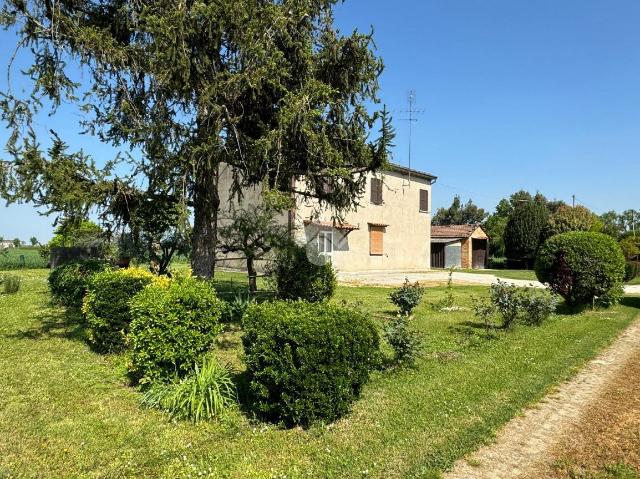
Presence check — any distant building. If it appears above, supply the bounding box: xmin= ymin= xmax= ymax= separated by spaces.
xmin=430 ymin=225 xmax=489 ymax=269
xmin=0 ymin=240 xmax=15 ymax=248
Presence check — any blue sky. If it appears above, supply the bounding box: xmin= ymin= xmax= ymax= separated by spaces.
xmin=2 ymin=0 xmax=640 ymax=241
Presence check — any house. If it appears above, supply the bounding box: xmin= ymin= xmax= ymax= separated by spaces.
xmin=218 ymin=162 xmax=438 ymax=272
xmin=0 ymin=240 xmax=15 ymax=248
xmin=430 ymin=225 xmax=489 ymax=269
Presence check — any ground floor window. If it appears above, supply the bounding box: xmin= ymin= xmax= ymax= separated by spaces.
xmin=369 ymin=225 xmax=384 ymax=256
xmin=318 ymin=230 xmax=333 ymax=261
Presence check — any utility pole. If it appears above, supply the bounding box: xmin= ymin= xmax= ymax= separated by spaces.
xmin=398 ymin=90 xmax=425 ymax=187
xmin=572 ymin=195 xmax=575 ymax=208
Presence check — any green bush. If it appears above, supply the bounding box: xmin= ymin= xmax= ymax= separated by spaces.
xmin=140 ymin=355 xmax=236 ymax=422
xmin=48 ymin=260 xmax=109 ymax=308
xmin=1 ymin=274 xmax=21 ymax=294
xmin=269 ymin=244 xmax=336 ymax=302
xmin=489 ymin=280 xmax=523 ymax=328
xmin=624 ymin=261 xmax=640 ymax=282
xmin=504 ymin=201 xmax=548 ymax=267
xmin=390 ymin=278 xmax=425 ymax=314
xmin=220 ymin=293 xmax=255 ymax=323
xmin=242 ymin=300 xmax=380 ymax=427
xmin=128 ymin=276 xmax=224 ymax=384
xmin=384 ymin=314 xmax=423 ymax=367
xmin=518 ymin=288 xmax=559 ymax=325
xmin=83 ymin=268 xmax=158 ymax=353
xmin=535 ymin=232 xmax=626 ymax=307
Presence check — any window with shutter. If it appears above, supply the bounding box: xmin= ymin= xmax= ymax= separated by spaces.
xmin=369 ymin=226 xmax=384 ymax=255
xmin=419 ymin=189 xmax=429 ymax=212
xmin=370 ymin=177 xmax=383 ymax=205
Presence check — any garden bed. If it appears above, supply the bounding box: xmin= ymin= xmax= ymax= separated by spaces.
xmin=0 ymin=269 xmax=638 ymax=478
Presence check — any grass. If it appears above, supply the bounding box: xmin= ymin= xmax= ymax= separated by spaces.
xmin=626 ymin=276 xmax=640 ymax=285
xmin=0 ymin=269 xmax=638 ymax=478
xmin=461 ymin=268 xmax=539 ymax=281
xmin=0 ymin=247 xmax=47 ymax=270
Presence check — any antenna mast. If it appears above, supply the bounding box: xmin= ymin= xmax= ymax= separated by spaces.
xmin=399 ymin=90 xmax=425 ymax=187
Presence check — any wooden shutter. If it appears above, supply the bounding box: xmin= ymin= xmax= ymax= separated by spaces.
xmin=419 ymin=189 xmax=429 ymax=211
xmin=370 ymin=178 xmax=382 ymax=205
xmin=369 ymin=226 xmax=384 ymax=255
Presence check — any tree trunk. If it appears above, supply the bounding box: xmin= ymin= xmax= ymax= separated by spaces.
xmin=247 ymin=256 xmax=257 ymax=293
xmin=191 ymin=163 xmax=220 ymax=278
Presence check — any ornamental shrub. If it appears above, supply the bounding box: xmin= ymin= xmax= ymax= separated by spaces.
xmin=489 ymin=280 xmax=524 ymax=328
xmin=242 ymin=300 xmax=380 ymax=427
xmin=128 ymin=276 xmax=224 ymax=384
xmin=269 ymin=244 xmax=336 ymax=302
xmin=389 ymin=278 xmax=424 ymax=314
xmin=384 ymin=314 xmax=423 ymax=367
xmin=48 ymin=259 xmax=109 ymax=308
xmin=504 ymin=201 xmax=549 ymax=267
xmin=83 ymin=268 xmax=158 ymax=353
xmin=535 ymin=232 xmax=626 ymax=307
xmin=518 ymin=288 xmax=559 ymax=325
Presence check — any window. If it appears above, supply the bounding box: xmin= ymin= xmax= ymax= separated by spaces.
xmin=318 ymin=231 xmax=333 ymax=261
xmin=369 ymin=226 xmax=384 ymax=255
xmin=419 ymin=189 xmax=429 ymax=212
xmin=370 ymin=177 xmax=383 ymax=205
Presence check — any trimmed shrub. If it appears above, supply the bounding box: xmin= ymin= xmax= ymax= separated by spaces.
xmin=390 ymin=278 xmax=425 ymax=314
xmin=48 ymin=259 xmax=109 ymax=308
xmin=140 ymin=355 xmax=236 ymax=422
xmin=535 ymin=232 xmax=626 ymax=307
xmin=83 ymin=268 xmax=158 ymax=353
xmin=384 ymin=314 xmax=423 ymax=367
xmin=269 ymin=244 xmax=336 ymax=302
xmin=1 ymin=274 xmax=21 ymax=294
xmin=128 ymin=276 xmax=224 ymax=384
xmin=242 ymin=300 xmax=380 ymax=427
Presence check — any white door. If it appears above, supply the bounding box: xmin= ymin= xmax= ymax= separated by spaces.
xmin=318 ymin=231 xmax=333 ymax=262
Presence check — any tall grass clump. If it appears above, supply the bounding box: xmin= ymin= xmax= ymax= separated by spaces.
xmin=1 ymin=274 xmax=21 ymax=294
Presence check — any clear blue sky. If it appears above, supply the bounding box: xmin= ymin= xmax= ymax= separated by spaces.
xmin=1 ymin=0 xmax=639 ymax=241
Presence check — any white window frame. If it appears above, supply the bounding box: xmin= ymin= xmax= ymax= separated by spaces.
xmin=318 ymin=230 xmax=333 ymax=262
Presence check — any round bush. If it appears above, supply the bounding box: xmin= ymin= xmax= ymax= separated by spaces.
xmin=269 ymin=244 xmax=336 ymax=302
xmin=83 ymin=268 xmax=158 ymax=353
xmin=127 ymin=276 xmax=224 ymax=384
xmin=242 ymin=300 xmax=380 ymax=427
xmin=48 ymin=259 xmax=109 ymax=308
xmin=535 ymin=232 xmax=626 ymax=307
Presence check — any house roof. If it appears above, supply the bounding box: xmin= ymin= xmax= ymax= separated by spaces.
xmin=431 ymin=224 xmax=485 ymax=239
xmin=388 ymin=162 xmax=437 ymax=182
xmin=303 ymin=219 xmax=360 ymax=231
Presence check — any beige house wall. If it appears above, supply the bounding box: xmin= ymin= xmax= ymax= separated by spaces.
xmin=216 ymin=164 xmax=434 ymax=272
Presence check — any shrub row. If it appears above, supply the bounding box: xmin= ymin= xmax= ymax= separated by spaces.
xmin=48 ymin=259 xmax=109 ymax=308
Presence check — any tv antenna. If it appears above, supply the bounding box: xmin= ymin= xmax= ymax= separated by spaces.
xmin=398 ymin=90 xmax=425 ymax=186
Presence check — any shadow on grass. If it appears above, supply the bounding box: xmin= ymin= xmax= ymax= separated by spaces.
xmin=7 ymin=307 xmax=86 ymax=342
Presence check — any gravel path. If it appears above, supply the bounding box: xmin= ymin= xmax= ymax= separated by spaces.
xmin=337 ymin=270 xmax=640 ymax=295
xmin=442 ymin=318 xmax=640 ymax=479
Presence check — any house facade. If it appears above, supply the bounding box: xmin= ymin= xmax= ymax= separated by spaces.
xmin=218 ymin=163 xmax=437 ymax=272
xmin=430 ymin=225 xmax=489 ymax=269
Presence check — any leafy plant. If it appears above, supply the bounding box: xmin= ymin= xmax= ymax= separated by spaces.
xmin=535 ymin=232 xmax=626 ymax=307
xmin=431 ymin=269 xmax=455 ymax=311
xmin=140 ymin=355 xmax=236 ymax=422
xmin=472 ymin=296 xmax=497 ymax=337
xmin=242 ymin=300 xmax=380 ymax=427
xmin=384 ymin=314 xmax=423 ymax=367
xmin=127 ymin=276 xmax=224 ymax=384
xmin=1 ymin=274 xmax=21 ymax=294
xmin=221 ymin=293 xmax=255 ymax=323
xmin=83 ymin=268 xmax=158 ymax=353
xmin=268 ymin=244 xmax=337 ymax=303
xmin=390 ymin=278 xmax=424 ymax=315
xmin=489 ymin=280 xmax=524 ymax=329
xmin=48 ymin=259 xmax=109 ymax=308
xmin=504 ymin=201 xmax=549 ymax=268
xmin=518 ymin=288 xmax=559 ymax=325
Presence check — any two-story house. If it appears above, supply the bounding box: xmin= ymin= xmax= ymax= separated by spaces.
xmin=218 ymin=162 xmax=437 ymax=272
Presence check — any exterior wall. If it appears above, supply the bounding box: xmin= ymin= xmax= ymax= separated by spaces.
xmin=294 ymin=169 xmax=432 ymax=272
xmin=460 ymin=227 xmax=489 ymax=269
xmin=216 ymin=164 xmax=433 ymax=273
xmin=444 ymin=241 xmax=462 ymax=268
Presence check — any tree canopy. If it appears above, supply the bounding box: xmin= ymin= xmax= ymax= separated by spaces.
xmin=432 ymin=196 xmax=487 ymax=226
xmin=0 ymin=0 xmax=394 ymax=277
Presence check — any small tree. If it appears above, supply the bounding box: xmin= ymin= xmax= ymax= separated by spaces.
xmin=504 ymin=201 xmax=549 ymax=268
xmin=544 ymin=205 xmax=602 ymax=239
xmin=218 ymin=198 xmax=292 ymax=293
xmin=12 ymin=238 xmax=20 ymax=248
xmin=29 ymin=237 xmax=38 ymax=246
xmin=433 ymin=196 xmax=488 ymax=226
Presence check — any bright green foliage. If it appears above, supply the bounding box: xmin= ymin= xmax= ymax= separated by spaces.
xmin=83 ymin=268 xmax=157 ymax=353
xmin=220 ymin=293 xmax=255 ymax=324
xmin=269 ymin=244 xmax=337 ymax=302
xmin=1 ymin=274 xmax=21 ymax=294
xmin=242 ymin=300 xmax=380 ymax=426
xmin=479 ymin=281 xmax=558 ymax=328
xmin=544 ymin=205 xmax=602 ymax=239
xmin=0 ymin=247 xmax=47 ymax=270
xmin=140 ymin=355 xmax=236 ymax=423
xmin=432 ymin=196 xmax=487 ymax=226
xmin=48 ymin=260 xmax=109 ymax=308
xmin=384 ymin=314 xmax=423 ymax=367
xmin=619 ymin=236 xmax=640 ymax=261
xmin=535 ymin=232 xmax=626 ymax=307
xmin=390 ymin=278 xmax=425 ymax=314
xmin=489 ymin=280 xmax=524 ymax=328
xmin=128 ymin=276 xmax=224 ymax=385
xmin=504 ymin=201 xmax=549 ymax=267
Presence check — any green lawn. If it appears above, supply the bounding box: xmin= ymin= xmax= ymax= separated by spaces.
xmin=461 ymin=268 xmax=539 ymax=281
xmin=1 ymin=269 xmax=638 ymax=478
